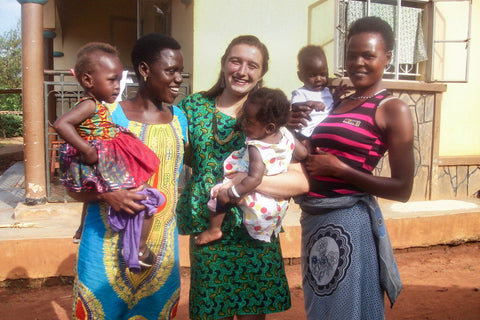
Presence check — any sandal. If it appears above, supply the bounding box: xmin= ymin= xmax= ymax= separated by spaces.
xmin=138 ymin=247 xmax=156 ymax=268
xmin=73 ymin=227 xmax=82 ymax=244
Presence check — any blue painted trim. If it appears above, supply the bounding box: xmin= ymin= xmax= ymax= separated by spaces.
xmin=43 ymin=30 xmax=56 ymax=39
xmin=17 ymin=0 xmax=48 ymax=4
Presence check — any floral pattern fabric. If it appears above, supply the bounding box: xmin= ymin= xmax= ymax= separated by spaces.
xmin=222 ymin=127 xmax=295 ymax=242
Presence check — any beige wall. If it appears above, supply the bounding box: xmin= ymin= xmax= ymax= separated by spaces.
xmin=43 ymin=0 xmax=480 ymax=158
xmin=189 ymin=0 xmax=324 ymax=96
xmin=437 ymin=0 xmax=480 ymax=156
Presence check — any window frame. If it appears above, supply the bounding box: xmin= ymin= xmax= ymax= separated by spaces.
xmin=334 ymin=0 xmax=471 ymax=83
xmin=427 ymin=0 xmax=472 ymax=83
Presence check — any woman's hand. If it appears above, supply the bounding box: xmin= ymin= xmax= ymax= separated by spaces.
xmin=287 ymin=103 xmax=313 ymax=130
xmin=304 ymin=148 xmax=346 ymax=178
xmin=80 ymin=147 xmax=98 ymax=165
xmin=331 ymin=80 xmax=349 ymax=103
xmin=99 ymin=186 xmax=146 ymax=214
xmin=307 ymin=101 xmax=326 ymax=112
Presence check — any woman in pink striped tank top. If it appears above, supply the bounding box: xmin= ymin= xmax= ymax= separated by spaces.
xmin=290 ymin=16 xmax=415 ymax=319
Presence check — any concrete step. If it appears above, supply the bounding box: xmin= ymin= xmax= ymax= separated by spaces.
xmin=1 ymin=198 xmax=480 ymax=281
xmin=1 ymin=162 xmax=479 ymax=280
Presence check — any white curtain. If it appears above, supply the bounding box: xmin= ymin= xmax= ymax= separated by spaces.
xmin=346 ymin=1 xmax=427 ymax=64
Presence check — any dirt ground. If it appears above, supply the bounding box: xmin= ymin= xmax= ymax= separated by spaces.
xmin=0 ymin=242 xmax=479 ymax=320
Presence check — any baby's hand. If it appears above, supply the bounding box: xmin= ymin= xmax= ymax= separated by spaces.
xmin=306 ymin=101 xmax=326 ymax=112
xmin=81 ymin=147 xmax=98 ymax=165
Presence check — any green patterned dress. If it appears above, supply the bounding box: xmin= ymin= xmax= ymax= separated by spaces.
xmin=176 ymin=93 xmax=291 ymax=319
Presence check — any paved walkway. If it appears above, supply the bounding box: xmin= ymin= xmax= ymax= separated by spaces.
xmin=0 ymin=161 xmax=81 ymax=240
xmin=1 ymin=160 xmax=480 ymax=281
xmin=0 ymin=162 xmax=25 ymax=226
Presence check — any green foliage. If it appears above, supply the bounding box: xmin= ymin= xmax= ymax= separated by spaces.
xmin=0 ymin=94 xmax=21 ymax=112
xmin=0 ymin=21 xmax=22 ymax=136
xmin=0 ymin=22 xmax=21 ymax=90
xmin=0 ymin=114 xmax=23 ymax=137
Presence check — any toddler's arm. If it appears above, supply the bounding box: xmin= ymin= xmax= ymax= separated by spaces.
xmin=53 ymin=99 xmax=98 ymax=164
xmin=217 ymin=145 xmax=265 ymax=205
xmin=293 ymin=136 xmax=308 ymax=162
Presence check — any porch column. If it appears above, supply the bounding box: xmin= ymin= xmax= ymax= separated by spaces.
xmin=18 ymin=0 xmax=48 ymax=205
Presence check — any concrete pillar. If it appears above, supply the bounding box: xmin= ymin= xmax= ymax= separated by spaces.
xmin=18 ymin=0 xmax=49 ymax=205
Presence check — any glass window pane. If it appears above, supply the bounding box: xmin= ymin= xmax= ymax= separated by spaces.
xmin=431 ymin=0 xmax=471 ymax=82
xmin=434 ymin=1 xmax=470 ymax=40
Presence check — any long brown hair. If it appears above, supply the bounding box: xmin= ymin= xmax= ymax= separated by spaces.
xmin=203 ymin=35 xmax=269 ymax=98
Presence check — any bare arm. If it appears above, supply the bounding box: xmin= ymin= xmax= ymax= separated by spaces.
xmin=217 ymin=146 xmax=265 ymax=204
xmin=288 ymin=81 xmax=348 ymax=130
xmin=68 ymin=185 xmax=147 ymax=214
xmin=293 ymin=136 xmax=308 ymax=162
xmin=287 ymin=103 xmax=313 ymax=129
xmin=183 ymin=142 xmax=192 ymax=167
xmin=304 ymin=98 xmax=414 ymax=202
xmin=256 ymin=161 xmax=309 ymax=198
xmin=223 ymin=160 xmax=309 ymax=199
xmin=53 ymin=99 xmax=98 ymax=164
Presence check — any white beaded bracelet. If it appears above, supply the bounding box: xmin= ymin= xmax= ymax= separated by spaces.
xmin=230 ymin=185 xmax=241 ymax=198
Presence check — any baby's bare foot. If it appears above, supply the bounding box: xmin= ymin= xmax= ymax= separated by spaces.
xmin=195 ymin=229 xmax=223 ymax=245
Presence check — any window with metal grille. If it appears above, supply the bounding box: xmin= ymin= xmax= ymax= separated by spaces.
xmin=334 ymin=0 xmax=471 ymax=82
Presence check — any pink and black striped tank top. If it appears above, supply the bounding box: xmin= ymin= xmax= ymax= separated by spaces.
xmin=309 ymin=89 xmax=390 ymax=198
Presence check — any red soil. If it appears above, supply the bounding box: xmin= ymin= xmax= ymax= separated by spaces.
xmin=1 ymin=242 xmax=479 ymax=320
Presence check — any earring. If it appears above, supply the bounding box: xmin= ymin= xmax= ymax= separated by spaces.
xmin=220 ymin=75 xmax=225 ymax=88
xmin=144 ymin=76 xmax=147 ymax=83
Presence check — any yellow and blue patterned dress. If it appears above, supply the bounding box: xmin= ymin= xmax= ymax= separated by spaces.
xmin=176 ymin=93 xmax=291 ymax=319
xmin=73 ymin=102 xmax=187 ymax=320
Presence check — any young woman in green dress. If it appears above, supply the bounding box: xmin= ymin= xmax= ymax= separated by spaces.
xmin=176 ymin=35 xmax=308 ymax=320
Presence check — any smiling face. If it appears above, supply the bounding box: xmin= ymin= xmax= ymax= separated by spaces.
xmin=87 ymin=53 xmax=123 ymax=103
xmin=298 ymin=56 xmax=329 ymax=92
xmin=222 ymin=44 xmax=264 ymax=97
xmin=146 ymin=48 xmax=184 ymax=104
xmin=346 ymin=32 xmax=391 ymax=92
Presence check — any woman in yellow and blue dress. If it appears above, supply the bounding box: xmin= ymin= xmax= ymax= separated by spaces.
xmin=70 ymin=33 xmax=187 ymax=320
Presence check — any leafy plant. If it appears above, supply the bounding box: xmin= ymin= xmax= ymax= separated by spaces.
xmin=0 ymin=114 xmax=22 ymax=137
xmin=0 ymin=21 xmax=22 ymax=137
xmin=0 ymin=22 xmax=21 ymax=91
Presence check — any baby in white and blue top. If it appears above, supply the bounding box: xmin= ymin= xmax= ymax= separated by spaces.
xmin=291 ymin=45 xmax=334 ymax=138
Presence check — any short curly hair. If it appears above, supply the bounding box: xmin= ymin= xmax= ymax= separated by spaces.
xmin=246 ymin=87 xmax=290 ymax=128
xmin=297 ymin=45 xmax=327 ymax=71
xmin=131 ymin=33 xmax=181 ymax=80
xmin=347 ymin=16 xmax=395 ymax=51
xmin=74 ymin=42 xmax=118 ymax=84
